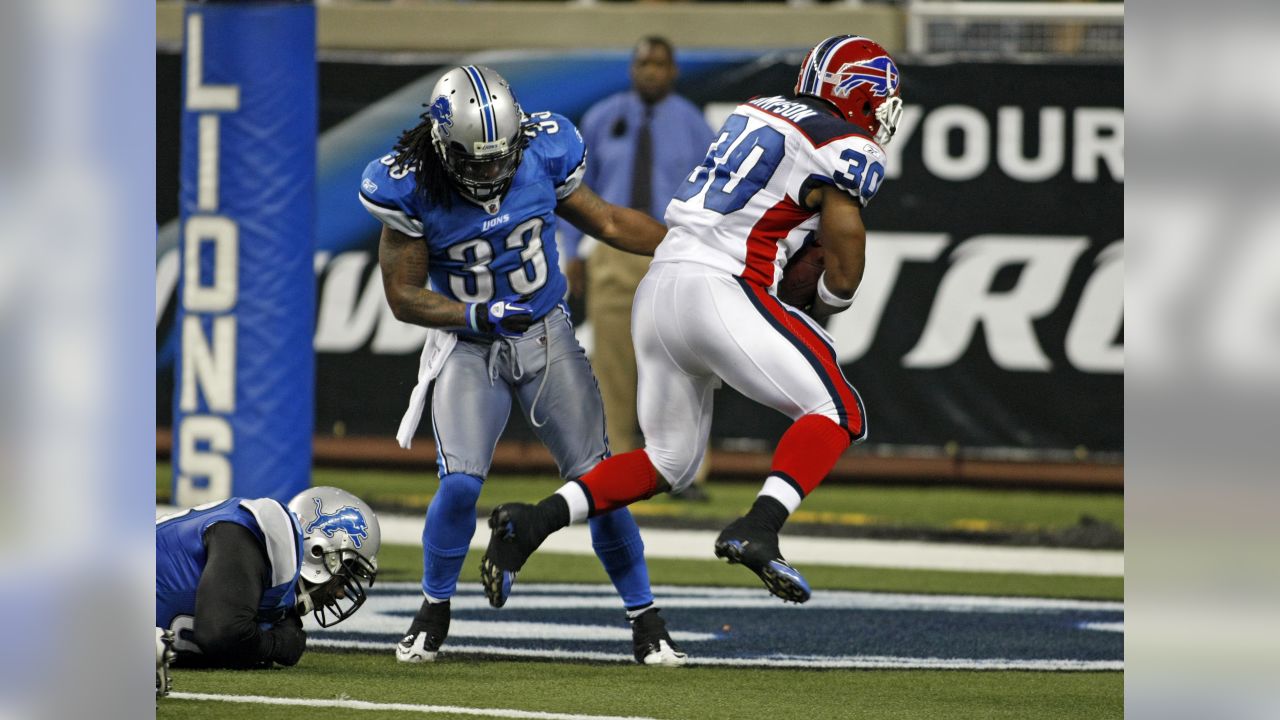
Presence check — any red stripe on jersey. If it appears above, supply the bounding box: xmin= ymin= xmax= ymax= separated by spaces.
xmin=745 ymin=282 xmax=865 ymax=437
xmin=740 ymin=196 xmax=813 ymax=288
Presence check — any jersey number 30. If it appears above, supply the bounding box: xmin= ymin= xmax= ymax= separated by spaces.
xmin=673 ymin=114 xmax=785 ymax=215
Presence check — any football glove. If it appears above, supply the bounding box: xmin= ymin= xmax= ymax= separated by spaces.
xmin=267 ymin=612 xmax=307 ymax=667
xmin=467 ymin=295 xmax=536 ymax=337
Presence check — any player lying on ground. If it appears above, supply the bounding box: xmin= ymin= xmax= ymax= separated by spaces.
xmin=358 ymin=65 xmax=684 ymax=666
xmin=480 ymin=35 xmax=904 ymax=608
xmin=156 ymin=487 xmax=381 ymax=695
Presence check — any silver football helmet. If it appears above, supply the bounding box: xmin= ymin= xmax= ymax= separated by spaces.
xmin=287 ymin=486 xmax=381 ymax=628
xmin=427 ymin=65 xmax=526 ymax=207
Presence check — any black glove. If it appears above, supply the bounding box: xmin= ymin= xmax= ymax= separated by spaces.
xmin=267 ymin=612 xmax=306 ymax=667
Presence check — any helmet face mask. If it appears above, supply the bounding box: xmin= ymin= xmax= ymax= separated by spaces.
xmin=287 ymin=487 xmax=381 ymax=628
xmin=795 ymin=35 xmax=903 ymax=145
xmin=427 ymin=65 xmax=527 ymax=208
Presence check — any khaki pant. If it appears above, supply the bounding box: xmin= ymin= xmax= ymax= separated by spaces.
xmin=588 ymin=244 xmax=709 ymax=483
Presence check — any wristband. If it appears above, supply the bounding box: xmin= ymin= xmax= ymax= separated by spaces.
xmin=816 ymin=272 xmax=856 ymax=309
xmin=465 ymin=303 xmax=483 ymax=332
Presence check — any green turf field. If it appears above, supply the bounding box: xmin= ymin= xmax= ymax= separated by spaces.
xmin=156 ymin=464 xmax=1122 ymax=541
xmin=161 ymin=654 xmax=1122 ymax=720
xmin=157 ymin=465 xmax=1122 ymax=718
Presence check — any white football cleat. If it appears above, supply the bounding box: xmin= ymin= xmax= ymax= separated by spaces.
xmin=156 ymin=627 xmax=176 ymax=697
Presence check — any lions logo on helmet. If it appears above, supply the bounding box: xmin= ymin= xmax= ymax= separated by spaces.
xmin=288 ymin=486 xmax=381 ymax=628
xmin=303 ymin=497 xmax=370 ymax=549
xmin=429 ymin=95 xmax=454 ymax=136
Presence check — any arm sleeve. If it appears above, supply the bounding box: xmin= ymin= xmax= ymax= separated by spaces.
xmin=358 ymin=155 xmax=426 ymax=237
xmin=559 ymin=108 xmax=605 ymax=257
xmin=189 ymin=523 xmax=306 ymax=668
xmin=540 ymin=113 xmax=588 ymax=201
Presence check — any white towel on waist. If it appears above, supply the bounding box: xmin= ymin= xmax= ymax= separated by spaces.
xmin=396 ymin=328 xmax=458 ymax=449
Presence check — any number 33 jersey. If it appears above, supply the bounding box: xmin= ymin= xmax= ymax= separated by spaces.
xmin=656 ymin=94 xmax=887 ymax=290
xmin=357 ymin=112 xmax=587 ymax=324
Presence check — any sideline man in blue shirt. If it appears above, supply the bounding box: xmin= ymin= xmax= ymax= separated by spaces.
xmin=563 ymin=37 xmax=714 ymax=498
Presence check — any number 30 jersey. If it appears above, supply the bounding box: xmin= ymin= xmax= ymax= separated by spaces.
xmin=655 ymin=94 xmax=887 ymax=290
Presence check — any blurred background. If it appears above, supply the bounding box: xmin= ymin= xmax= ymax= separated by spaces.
xmin=155 ymin=0 xmax=1123 ymax=498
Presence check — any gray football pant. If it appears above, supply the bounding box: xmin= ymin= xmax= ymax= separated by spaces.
xmin=429 ymin=307 xmax=607 ymax=478
xmin=422 ymin=308 xmax=654 ymax=609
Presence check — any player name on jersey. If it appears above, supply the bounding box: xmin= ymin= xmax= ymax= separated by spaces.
xmin=748 ymin=96 xmax=821 ymax=123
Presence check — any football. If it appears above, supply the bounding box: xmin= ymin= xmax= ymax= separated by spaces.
xmin=776 ymin=242 xmax=825 ymax=309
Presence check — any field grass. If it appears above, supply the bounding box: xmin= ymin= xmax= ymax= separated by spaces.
xmin=161 ymin=653 xmax=1122 ymax=720
xmin=157 ymin=465 xmax=1122 ymax=718
xmin=156 ymin=464 xmax=1123 ymax=536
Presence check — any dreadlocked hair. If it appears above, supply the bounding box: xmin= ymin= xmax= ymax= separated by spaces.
xmin=391 ymin=110 xmax=453 ymax=209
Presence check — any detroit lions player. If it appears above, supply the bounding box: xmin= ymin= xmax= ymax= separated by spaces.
xmin=155 ymin=486 xmax=380 ymax=674
xmin=358 ymin=65 xmax=684 ymax=666
xmin=480 ymin=36 xmax=903 ymax=608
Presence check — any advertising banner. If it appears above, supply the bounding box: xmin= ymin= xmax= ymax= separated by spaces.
xmin=159 ymin=50 xmax=1120 ymax=456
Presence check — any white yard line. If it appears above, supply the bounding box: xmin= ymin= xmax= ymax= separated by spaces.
xmin=157 ymin=506 xmax=1123 ymax=577
xmin=168 ymin=692 xmax=662 ymax=720
xmin=304 ymin=640 xmax=1121 ymax=672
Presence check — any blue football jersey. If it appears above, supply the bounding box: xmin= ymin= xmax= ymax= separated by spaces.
xmin=358 ymin=112 xmax=587 ymax=330
xmin=156 ymin=498 xmax=302 ymax=647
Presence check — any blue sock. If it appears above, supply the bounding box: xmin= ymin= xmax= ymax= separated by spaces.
xmin=422 ymin=473 xmax=483 ymax=599
xmin=588 ymin=507 xmax=654 ymax=611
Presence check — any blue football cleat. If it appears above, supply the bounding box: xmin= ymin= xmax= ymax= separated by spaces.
xmin=714 ymin=521 xmax=812 ymax=604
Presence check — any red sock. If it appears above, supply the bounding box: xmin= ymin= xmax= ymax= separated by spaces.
xmin=579 ymin=449 xmax=660 ymax=516
xmin=770 ymin=414 xmax=851 ymax=497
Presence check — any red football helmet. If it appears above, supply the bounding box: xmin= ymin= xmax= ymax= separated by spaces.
xmin=795 ymin=35 xmax=904 ymax=146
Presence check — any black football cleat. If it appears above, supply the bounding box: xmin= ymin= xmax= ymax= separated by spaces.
xmin=714 ymin=518 xmax=812 ymax=604
xmin=396 ymin=599 xmax=451 ymax=663
xmin=481 ymin=503 xmax=552 ymax=608
xmin=630 ymin=608 xmax=688 ymax=667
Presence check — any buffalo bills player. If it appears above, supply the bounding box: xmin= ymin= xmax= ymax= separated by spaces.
xmin=155 ymin=486 xmax=380 ymax=681
xmin=358 ymin=66 xmax=684 ymax=666
xmin=480 ymin=36 xmax=903 ymax=607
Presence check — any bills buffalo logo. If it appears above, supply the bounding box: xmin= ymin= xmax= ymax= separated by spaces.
xmin=829 ymin=56 xmax=900 ymax=98
xmin=304 ymin=498 xmax=369 ymax=549
xmin=429 ymin=95 xmax=454 ymax=134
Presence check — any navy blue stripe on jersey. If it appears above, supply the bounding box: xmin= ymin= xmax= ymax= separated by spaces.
xmin=747 ymin=95 xmax=872 ymax=148
xmin=736 ymin=278 xmax=862 ymax=438
xmin=464 ymin=66 xmax=496 ymax=142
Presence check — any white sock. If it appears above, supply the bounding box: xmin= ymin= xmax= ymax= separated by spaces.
xmin=626 ymin=603 xmax=655 ymax=621
xmin=556 ymin=481 xmax=591 ymax=525
xmin=758 ymin=475 xmax=803 ymax=514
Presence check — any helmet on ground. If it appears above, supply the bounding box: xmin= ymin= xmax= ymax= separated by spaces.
xmin=428 ymin=65 xmax=526 ymax=208
xmin=795 ymin=35 xmax=904 ymax=146
xmin=288 ymin=486 xmax=381 ymax=627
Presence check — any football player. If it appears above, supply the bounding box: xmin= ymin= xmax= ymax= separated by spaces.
xmin=155 ymin=486 xmax=380 ymax=679
xmin=358 ymin=66 xmax=684 ymax=666
xmin=480 ymin=36 xmax=902 ymax=607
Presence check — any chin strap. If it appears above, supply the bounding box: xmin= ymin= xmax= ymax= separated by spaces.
xmin=875 ymin=97 xmax=904 ymax=146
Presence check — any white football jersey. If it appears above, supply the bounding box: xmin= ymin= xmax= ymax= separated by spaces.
xmin=655 ymin=94 xmax=887 ymax=289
